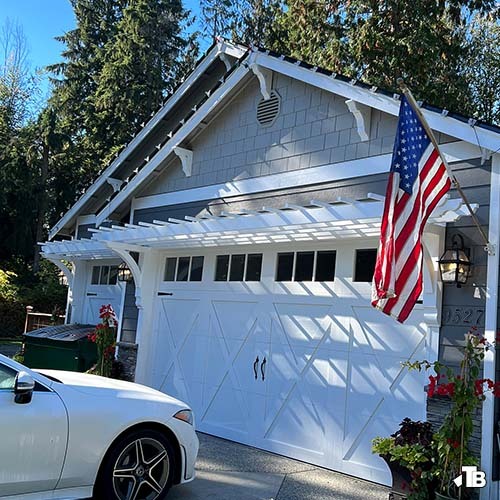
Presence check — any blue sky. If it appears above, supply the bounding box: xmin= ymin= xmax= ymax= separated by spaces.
xmin=0 ymin=0 xmax=204 ymax=99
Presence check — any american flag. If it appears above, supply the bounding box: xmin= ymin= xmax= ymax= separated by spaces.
xmin=371 ymin=95 xmax=451 ymax=322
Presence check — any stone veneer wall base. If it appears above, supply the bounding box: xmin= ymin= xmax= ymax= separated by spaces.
xmin=117 ymin=342 xmax=138 ymax=382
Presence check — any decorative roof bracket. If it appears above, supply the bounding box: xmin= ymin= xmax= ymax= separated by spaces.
xmin=106 ymin=177 xmax=124 ymax=192
xmin=173 ymin=146 xmax=193 ymax=177
xmin=481 ymin=149 xmax=492 ymax=166
xmin=345 ymin=99 xmax=371 ymax=142
xmin=251 ymin=64 xmax=272 ymax=100
xmin=219 ymin=52 xmax=232 ymax=72
xmin=45 ymin=258 xmax=74 ymax=288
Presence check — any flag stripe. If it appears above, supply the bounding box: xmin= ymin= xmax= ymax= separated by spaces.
xmin=372 ymin=96 xmax=451 ymax=323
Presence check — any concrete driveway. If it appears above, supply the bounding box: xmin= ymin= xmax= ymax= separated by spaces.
xmin=169 ymin=433 xmax=389 ymax=500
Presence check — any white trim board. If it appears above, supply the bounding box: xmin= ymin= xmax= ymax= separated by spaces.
xmin=480 ymin=152 xmax=500 ymax=500
xmin=131 ymin=140 xmax=482 ymax=213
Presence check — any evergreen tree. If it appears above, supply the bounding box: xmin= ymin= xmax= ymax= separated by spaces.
xmin=270 ymin=0 xmax=344 ymax=71
xmin=267 ymin=0 xmax=497 ymax=115
xmin=343 ymin=0 xmax=471 ymax=111
xmin=200 ymin=0 xmax=234 ymax=41
xmin=48 ymin=0 xmax=123 ymax=176
xmin=48 ymin=0 xmax=122 ymax=131
xmin=463 ymin=11 xmax=500 ymax=124
xmin=94 ymin=0 xmax=192 ymax=163
xmin=232 ymin=0 xmax=284 ymax=47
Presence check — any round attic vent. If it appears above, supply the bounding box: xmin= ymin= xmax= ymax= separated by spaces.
xmin=256 ymin=91 xmax=281 ymax=127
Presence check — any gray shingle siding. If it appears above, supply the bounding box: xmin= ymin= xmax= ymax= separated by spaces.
xmin=138 ymin=74 xmax=399 ymax=197
xmin=76 ymin=223 xmax=95 ymax=240
xmin=427 ymin=157 xmax=492 ymax=470
xmin=120 ymin=281 xmax=138 ymax=344
xmin=134 ymin=172 xmax=390 ymax=224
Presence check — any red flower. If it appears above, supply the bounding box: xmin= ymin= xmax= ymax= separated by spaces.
xmin=428 ymin=375 xmax=437 ymax=397
xmin=447 ymin=438 xmax=460 ymax=449
xmin=436 ymin=382 xmax=455 ymax=397
xmin=493 ymin=382 xmax=500 ymax=397
xmin=475 ymin=379 xmax=485 ymax=396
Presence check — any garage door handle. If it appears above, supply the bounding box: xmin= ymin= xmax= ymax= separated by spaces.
xmin=260 ymin=357 xmax=267 ymax=381
xmin=253 ymin=356 xmax=259 ymax=379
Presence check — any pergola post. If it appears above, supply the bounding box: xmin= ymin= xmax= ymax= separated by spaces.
xmin=133 ymin=250 xmax=163 ymax=386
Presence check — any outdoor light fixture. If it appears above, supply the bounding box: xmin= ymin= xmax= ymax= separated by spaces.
xmin=58 ymin=269 xmax=68 ymax=286
xmin=117 ymin=261 xmax=132 ymax=282
xmin=439 ymin=234 xmax=472 ymax=287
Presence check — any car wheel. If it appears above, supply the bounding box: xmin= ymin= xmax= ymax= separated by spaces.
xmin=95 ymin=428 xmax=175 ymax=500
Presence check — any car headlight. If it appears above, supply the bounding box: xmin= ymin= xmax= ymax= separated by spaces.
xmin=173 ymin=409 xmax=194 ymax=426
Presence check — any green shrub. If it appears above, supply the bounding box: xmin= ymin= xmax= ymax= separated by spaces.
xmin=0 ymin=261 xmax=67 ymax=338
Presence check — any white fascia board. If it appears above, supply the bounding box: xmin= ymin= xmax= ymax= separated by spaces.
xmin=253 ymin=52 xmax=500 ymax=152
xmin=131 ymin=140 xmax=481 ymax=213
xmin=48 ymin=40 xmax=247 ymax=240
xmin=95 ymin=61 xmax=252 ymax=227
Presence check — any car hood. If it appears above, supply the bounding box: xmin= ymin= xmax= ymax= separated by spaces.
xmin=36 ymin=369 xmax=187 ymax=408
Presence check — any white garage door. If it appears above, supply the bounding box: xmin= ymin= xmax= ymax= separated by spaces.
xmin=151 ymin=243 xmax=428 ymax=485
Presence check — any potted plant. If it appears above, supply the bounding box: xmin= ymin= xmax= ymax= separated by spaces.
xmin=403 ymin=328 xmax=500 ymax=499
xmin=372 ymin=418 xmax=436 ymax=499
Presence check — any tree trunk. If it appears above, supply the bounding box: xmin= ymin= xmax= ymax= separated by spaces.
xmin=32 ymin=143 xmax=49 ymax=273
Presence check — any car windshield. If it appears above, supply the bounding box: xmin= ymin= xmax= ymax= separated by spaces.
xmin=0 ymin=353 xmax=62 ymax=387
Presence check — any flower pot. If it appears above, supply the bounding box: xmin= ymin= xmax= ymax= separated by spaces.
xmin=380 ymin=456 xmax=413 ymax=499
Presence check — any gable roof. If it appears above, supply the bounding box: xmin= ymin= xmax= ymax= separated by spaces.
xmin=49 ymin=42 xmax=500 ymax=240
xmin=49 ymin=39 xmax=248 ymax=240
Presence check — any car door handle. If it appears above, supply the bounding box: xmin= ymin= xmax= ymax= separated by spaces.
xmin=260 ymin=357 xmax=267 ymax=381
xmin=253 ymin=356 xmax=259 ymax=380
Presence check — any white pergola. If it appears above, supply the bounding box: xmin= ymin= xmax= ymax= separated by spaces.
xmin=41 ymin=194 xmax=477 ymax=257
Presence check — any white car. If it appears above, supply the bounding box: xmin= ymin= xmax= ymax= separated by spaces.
xmin=0 ymin=353 xmax=199 ymax=500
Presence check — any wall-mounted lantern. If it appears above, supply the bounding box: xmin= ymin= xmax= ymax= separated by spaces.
xmin=57 ymin=269 xmax=68 ymax=286
xmin=117 ymin=261 xmax=133 ymax=283
xmin=438 ymin=234 xmax=472 ymax=287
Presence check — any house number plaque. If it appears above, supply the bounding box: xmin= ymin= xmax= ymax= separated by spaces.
xmin=441 ymin=306 xmax=484 ymax=327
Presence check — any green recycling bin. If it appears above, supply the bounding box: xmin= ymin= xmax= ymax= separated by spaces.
xmin=23 ymin=324 xmax=98 ymax=372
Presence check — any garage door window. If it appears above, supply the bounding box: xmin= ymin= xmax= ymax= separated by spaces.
xmin=91 ymin=265 xmax=119 ymax=285
xmin=164 ymin=256 xmax=204 ymax=282
xmin=215 ymin=254 xmax=263 ymax=282
xmin=276 ymin=251 xmax=336 ymax=282
xmin=354 ymin=249 xmax=377 ymax=282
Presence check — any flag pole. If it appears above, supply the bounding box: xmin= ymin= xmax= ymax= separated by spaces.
xmin=397 ymin=78 xmax=494 ymax=256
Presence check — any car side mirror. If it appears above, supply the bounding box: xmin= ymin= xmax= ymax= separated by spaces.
xmin=14 ymin=371 xmax=35 ymax=404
